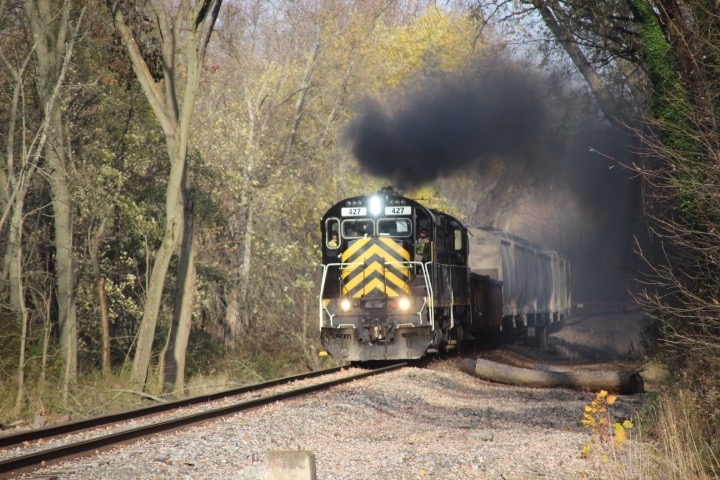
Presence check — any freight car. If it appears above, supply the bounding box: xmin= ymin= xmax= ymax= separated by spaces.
xmin=318 ymin=187 xmax=570 ymax=361
xmin=466 ymin=227 xmax=571 ymax=349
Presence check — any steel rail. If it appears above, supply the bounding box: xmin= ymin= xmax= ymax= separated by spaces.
xmin=0 ymin=366 xmax=347 ymax=448
xmin=0 ymin=363 xmax=406 ymax=477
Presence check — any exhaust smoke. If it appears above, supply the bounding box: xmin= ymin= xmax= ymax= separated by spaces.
xmin=344 ymin=60 xmax=645 ymax=305
xmin=346 ymin=63 xmax=552 ymax=188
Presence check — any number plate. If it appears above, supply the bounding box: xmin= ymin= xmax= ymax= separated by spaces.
xmin=384 ymin=206 xmax=411 ymax=215
xmin=341 ymin=207 xmax=367 ymax=216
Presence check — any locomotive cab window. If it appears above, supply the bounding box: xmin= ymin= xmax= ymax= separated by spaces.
xmin=378 ymin=218 xmax=411 ymax=237
xmin=326 ymin=218 xmax=340 ymax=248
xmin=342 ymin=218 xmax=374 ymax=238
xmin=453 ymin=228 xmax=464 ymax=251
xmin=416 ymin=217 xmax=431 ymax=235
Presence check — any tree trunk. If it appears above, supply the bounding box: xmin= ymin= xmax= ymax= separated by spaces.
xmin=0 ymin=45 xmax=34 ymax=283
xmin=131 ymin=192 xmax=181 ymax=385
xmin=25 ymin=0 xmax=81 ymax=398
xmin=284 ymin=27 xmax=321 ymax=156
xmin=9 ymin=200 xmax=28 ymax=413
xmin=98 ymin=276 xmax=111 ymax=372
xmin=47 ymin=105 xmax=78 ymax=397
xmin=239 ymin=206 xmax=253 ymax=331
xmin=88 ymin=188 xmax=117 ymax=374
xmin=41 ymin=295 xmax=51 ymax=384
xmin=529 ymin=1 xmax=628 ymax=128
xmin=1 ymin=41 xmax=34 ymax=412
xmin=301 ymin=296 xmax=320 ymax=371
xmin=107 ymin=0 xmax=222 ymax=389
xmin=89 ymin=250 xmax=111 ymax=373
xmin=459 ymin=357 xmax=645 ymax=394
xmin=224 ymin=288 xmax=241 ymax=346
xmin=163 ymin=187 xmax=197 ymax=393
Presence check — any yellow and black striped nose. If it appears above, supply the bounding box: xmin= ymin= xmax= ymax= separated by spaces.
xmin=341 ymin=238 xmax=411 ymax=298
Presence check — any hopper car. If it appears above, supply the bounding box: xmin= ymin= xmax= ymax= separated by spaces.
xmin=318 ymin=187 xmax=571 ymax=361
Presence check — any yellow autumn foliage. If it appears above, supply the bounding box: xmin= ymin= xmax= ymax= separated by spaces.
xmin=580 ymin=390 xmax=634 ymax=458
xmin=613 ymin=424 xmax=628 ymax=445
xmin=360 ymin=6 xmax=483 ymax=92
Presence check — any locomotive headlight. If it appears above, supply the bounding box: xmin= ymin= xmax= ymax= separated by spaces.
xmin=398 ymin=297 xmax=411 ymax=311
xmin=369 ymin=195 xmax=382 ymax=216
xmin=339 ymin=298 xmax=353 ymax=311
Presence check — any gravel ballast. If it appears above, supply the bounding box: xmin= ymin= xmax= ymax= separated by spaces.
xmin=23 ymin=359 xmax=640 ymax=480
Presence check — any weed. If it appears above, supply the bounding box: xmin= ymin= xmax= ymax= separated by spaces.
xmin=485 ymin=406 xmax=494 ymax=426
xmin=580 ymin=390 xmax=633 ymax=461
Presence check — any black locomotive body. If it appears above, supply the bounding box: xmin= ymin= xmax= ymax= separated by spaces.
xmin=318 ymin=187 xmax=570 ymax=362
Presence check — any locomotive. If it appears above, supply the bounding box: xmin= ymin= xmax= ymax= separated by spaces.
xmin=318 ymin=187 xmax=571 ymax=361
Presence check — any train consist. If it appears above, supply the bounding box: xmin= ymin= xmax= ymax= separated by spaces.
xmin=318 ymin=187 xmax=571 ymax=361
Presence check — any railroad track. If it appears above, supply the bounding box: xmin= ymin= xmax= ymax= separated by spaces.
xmin=0 ymin=363 xmax=406 ymax=478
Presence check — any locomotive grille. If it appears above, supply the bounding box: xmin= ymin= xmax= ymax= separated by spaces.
xmin=341 ymin=237 xmax=411 ymax=298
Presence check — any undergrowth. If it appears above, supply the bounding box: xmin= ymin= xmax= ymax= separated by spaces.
xmin=0 ymin=346 xmax=333 ymax=427
xmin=641 ymin=388 xmax=720 ymax=479
xmin=582 ymin=378 xmax=720 ymax=478
xmin=580 ymin=390 xmax=633 ymax=462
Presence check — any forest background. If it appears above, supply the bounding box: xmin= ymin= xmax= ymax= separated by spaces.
xmin=2 ymin=0 xmax=720 ymax=476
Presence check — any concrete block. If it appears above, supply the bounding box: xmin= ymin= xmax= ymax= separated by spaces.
xmin=266 ymin=450 xmax=317 ymax=480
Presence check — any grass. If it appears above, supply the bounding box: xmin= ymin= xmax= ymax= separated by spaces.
xmin=643 ymin=390 xmax=719 ymax=479
xmin=584 ymin=373 xmax=720 ymax=479
xmin=0 ymin=347 xmax=336 ymax=427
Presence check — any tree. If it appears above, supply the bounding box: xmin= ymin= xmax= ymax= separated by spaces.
xmin=473 ymin=1 xmax=654 ymax=123
xmin=23 ymin=0 xmax=87 ymax=401
xmin=106 ymin=0 xmax=222 ymax=389
xmin=1 ymin=2 xmax=38 ymax=411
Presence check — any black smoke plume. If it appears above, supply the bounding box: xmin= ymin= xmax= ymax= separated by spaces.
xmin=344 ymin=60 xmax=646 ymax=305
xmin=345 ymin=63 xmax=552 ymax=188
